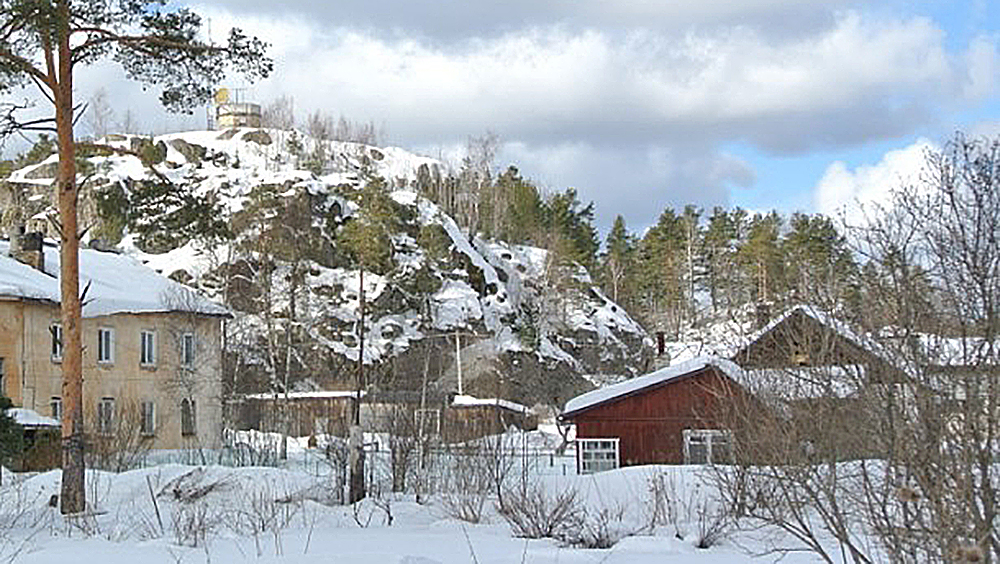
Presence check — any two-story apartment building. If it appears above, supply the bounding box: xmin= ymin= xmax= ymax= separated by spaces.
xmin=0 ymin=235 xmax=228 ymax=449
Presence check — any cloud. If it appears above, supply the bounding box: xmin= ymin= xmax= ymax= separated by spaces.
xmin=19 ymin=3 xmax=991 ymax=233
xmin=813 ymin=139 xmax=934 ymax=223
xmin=194 ymin=0 xmax=848 ymax=41
xmin=186 ymin=9 xmax=985 ymax=156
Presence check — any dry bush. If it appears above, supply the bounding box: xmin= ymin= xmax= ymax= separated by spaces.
xmin=86 ymin=400 xmax=153 ymax=472
xmin=440 ymin=445 xmax=491 ymax=523
xmin=498 ymin=481 xmax=584 ymax=540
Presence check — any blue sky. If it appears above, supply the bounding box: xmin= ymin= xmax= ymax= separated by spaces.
xmin=25 ymin=0 xmax=999 ymax=235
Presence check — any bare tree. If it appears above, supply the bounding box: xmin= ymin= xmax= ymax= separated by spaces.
xmin=85 ymin=89 xmax=114 ymax=139
xmin=262 ymin=96 xmax=296 ymax=130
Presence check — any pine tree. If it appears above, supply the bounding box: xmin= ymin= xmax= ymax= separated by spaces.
xmin=601 ymin=215 xmax=636 ymax=307
xmin=0 ymin=0 xmax=271 ymax=514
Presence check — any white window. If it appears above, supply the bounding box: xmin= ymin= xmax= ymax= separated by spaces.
xmin=683 ymin=429 xmax=733 ymax=465
xmin=50 ymin=396 xmax=62 ymax=420
xmin=98 ymin=397 xmax=115 ymax=434
xmin=140 ymin=401 xmax=156 ymax=436
xmin=578 ymin=438 xmax=619 ymax=474
xmin=97 ymin=327 xmax=114 ymax=364
xmin=181 ymin=333 xmax=195 ymax=366
xmin=140 ymin=330 xmax=156 ymax=366
xmin=50 ymin=323 xmax=63 ymax=361
xmin=181 ymin=398 xmax=196 ymax=436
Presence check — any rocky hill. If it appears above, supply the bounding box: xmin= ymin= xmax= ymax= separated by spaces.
xmin=5 ymin=128 xmax=652 ymax=407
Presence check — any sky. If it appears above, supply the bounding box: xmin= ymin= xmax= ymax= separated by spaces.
xmin=14 ymin=0 xmax=1000 ymax=235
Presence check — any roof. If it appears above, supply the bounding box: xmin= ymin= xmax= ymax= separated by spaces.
xmin=730 ymin=304 xmax=900 ymax=369
xmin=451 ymin=394 xmax=531 ymax=414
xmin=0 ymin=241 xmax=228 ymax=318
xmin=561 ymin=356 xmax=745 ymax=418
xmin=7 ymin=408 xmax=60 ymax=428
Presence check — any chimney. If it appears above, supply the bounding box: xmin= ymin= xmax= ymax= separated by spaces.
xmin=9 ymin=228 xmax=45 ymax=272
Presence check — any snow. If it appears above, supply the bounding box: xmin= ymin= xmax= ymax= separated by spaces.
xmin=0 ymin=241 xmax=228 ymax=318
xmin=7 ymin=408 xmax=59 ymax=428
xmin=451 ymin=394 xmax=531 ymax=414
xmin=562 ymin=356 xmax=745 ymax=417
xmin=243 ymin=391 xmax=364 ymax=401
xmin=0 ymin=449 xmax=833 ymax=564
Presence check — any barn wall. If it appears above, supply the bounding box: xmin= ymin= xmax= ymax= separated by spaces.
xmin=573 ymin=367 xmax=747 ymax=465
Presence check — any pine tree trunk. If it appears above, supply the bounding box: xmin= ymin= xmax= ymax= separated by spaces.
xmin=55 ymin=0 xmax=85 ymax=515
xmin=349 ymin=268 xmax=366 ymax=503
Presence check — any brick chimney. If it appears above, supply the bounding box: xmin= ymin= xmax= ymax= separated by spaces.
xmin=9 ymin=226 xmax=45 ymax=272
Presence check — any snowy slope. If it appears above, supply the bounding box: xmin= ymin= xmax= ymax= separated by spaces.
xmin=6 ymin=128 xmax=650 ymax=403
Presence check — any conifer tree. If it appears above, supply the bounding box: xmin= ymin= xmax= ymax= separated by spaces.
xmin=0 ymin=0 xmax=271 ymax=514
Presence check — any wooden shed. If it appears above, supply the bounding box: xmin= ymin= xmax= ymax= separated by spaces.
xmin=443 ymin=395 xmax=537 ymax=443
xmin=559 ymin=356 xmax=757 ymax=473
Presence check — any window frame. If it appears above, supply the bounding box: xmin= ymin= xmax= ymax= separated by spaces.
xmin=97 ymin=327 xmax=115 ymax=364
xmin=140 ymin=330 xmax=156 ymax=366
xmin=50 ymin=396 xmax=62 ymax=420
xmin=180 ymin=398 xmax=196 ymax=436
xmin=181 ymin=332 xmax=195 ymax=367
xmin=578 ymin=437 xmax=620 ymax=474
xmin=140 ymin=400 xmax=156 ymax=437
xmin=683 ymin=429 xmax=733 ymax=465
xmin=50 ymin=323 xmax=63 ymax=362
xmin=97 ymin=397 xmax=115 ymax=435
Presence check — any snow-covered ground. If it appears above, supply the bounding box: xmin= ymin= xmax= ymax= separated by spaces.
xmin=0 ymin=428 xmax=834 ymax=563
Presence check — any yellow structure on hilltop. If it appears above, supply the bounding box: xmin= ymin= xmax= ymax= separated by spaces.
xmin=214 ymin=87 xmax=261 ymax=129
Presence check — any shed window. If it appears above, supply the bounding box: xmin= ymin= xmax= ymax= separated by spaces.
xmin=578 ymin=438 xmax=619 ymax=474
xmin=683 ymin=429 xmax=733 ymax=464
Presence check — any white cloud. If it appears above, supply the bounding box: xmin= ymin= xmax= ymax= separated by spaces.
xmin=814 ymin=139 xmax=934 ymax=223
xmin=182 ymin=9 xmax=984 ymax=156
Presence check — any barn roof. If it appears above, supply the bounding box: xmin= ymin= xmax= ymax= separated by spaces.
xmin=561 ymin=356 xmax=745 ymax=419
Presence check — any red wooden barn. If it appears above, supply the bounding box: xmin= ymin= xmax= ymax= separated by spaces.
xmin=559 ymin=356 xmax=754 ymax=473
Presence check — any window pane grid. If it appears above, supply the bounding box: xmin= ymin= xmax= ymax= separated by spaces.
xmin=579 ymin=438 xmax=619 ymax=474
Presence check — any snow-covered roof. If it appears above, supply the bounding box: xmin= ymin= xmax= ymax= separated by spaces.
xmin=730 ymin=304 xmax=899 ymax=369
xmin=7 ymin=408 xmax=60 ymax=428
xmin=0 ymin=241 xmax=228 ymax=318
xmin=561 ymin=356 xmax=745 ymax=418
xmin=451 ymin=394 xmax=531 ymax=414
xmin=243 ymin=390 xmax=365 ymax=401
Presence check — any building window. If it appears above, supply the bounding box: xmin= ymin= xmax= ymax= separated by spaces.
xmin=578 ymin=438 xmax=619 ymax=474
xmin=97 ymin=327 xmax=114 ymax=364
xmin=683 ymin=429 xmax=733 ymax=464
xmin=180 ymin=398 xmax=196 ymax=436
xmin=140 ymin=330 xmax=156 ymax=366
xmin=0 ymin=357 xmax=4 ymax=395
xmin=50 ymin=397 xmax=61 ymax=420
xmin=50 ymin=324 xmax=63 ymax=361
xmin=181 ymin=333 xmax=195 ymax=367
xmin=97 ymin=397 xmax=115 ymax=434
xmin=140 ymin=401 xmax=156 ymax=436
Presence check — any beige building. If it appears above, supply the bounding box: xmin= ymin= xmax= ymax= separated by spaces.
xmin=0 ymin=236 xmax=228 ymax=449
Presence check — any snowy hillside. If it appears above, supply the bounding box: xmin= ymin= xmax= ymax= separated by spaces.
xmin=7 ymin=128 xmax=651 ymax=405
